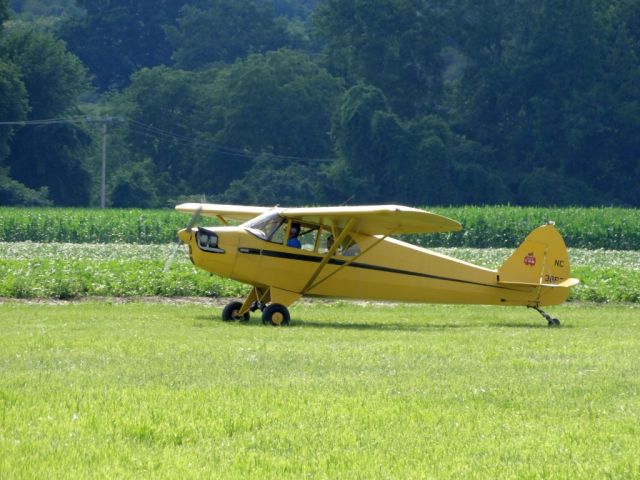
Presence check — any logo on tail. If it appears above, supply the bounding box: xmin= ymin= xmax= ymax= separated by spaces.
xmin=524 ymin=252 xmax=536 ymax=266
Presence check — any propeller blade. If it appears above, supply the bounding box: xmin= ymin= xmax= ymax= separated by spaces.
xmin=185 ymin=204 xmax=202 ymax=230
xmin=164 ymin=204 xmax=202 ymax=274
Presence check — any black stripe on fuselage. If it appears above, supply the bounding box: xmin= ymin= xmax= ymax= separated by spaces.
xmin=237 ymin=247 xmax=519 ymax=291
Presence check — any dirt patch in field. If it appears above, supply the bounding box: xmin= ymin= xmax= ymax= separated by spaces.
xmin=0 ymin=296 xmax=344 ymax=306
xmin=0 ymin=296 xmax=231 ymax=306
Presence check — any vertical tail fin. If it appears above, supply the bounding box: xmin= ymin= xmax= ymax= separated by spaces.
xmin=498 ymin=223 xmax=579 ymax=305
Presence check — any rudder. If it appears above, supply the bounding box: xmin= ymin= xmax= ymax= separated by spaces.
xmin=498 ymin=223 xmax=578 ymax=291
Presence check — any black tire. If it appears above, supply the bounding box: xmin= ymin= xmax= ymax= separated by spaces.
xmin=547 ymin=317 xmax=561 ymax=327
xmin=261 ymin=303 xmax=290 ymax=326
xmin=222 ymin=301 xmax=250 ymax=322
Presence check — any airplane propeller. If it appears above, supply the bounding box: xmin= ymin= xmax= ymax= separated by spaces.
xmin=163 ymin=203 xmax=202 ymax=274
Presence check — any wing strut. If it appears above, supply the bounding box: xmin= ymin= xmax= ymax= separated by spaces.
xmin=301 ymin=218 xmax=355 ymax=294
xmin=303 ymin=234 xmax=388 ymax=293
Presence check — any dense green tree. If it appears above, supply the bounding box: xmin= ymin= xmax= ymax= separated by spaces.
xmin=449 ymin=0 xmax=638 ymax=205
xmin=0 ymin=60 xmax=28 ymax=161
xmin=1 ymin=25 xmax=88 ymax=118
xmin=332 ymin=84 xmax=389 ymax=176
xmin=10 ymin=0 xmax=82 ymax=20
xmin=115 ymin=66 xmax=208 ymax=201
xmin=315 ymin=0 xmax=447 ymax=117
xmin=201 ymin=50 xmax=344 ymax=195
xmin=60 ymin=0 xmax=187 ymax=90
xmin=114 ymin=50 xmax=344 ymax=204
xmin=1 ymin=1 xmax=51 ymax=206
xmin=1 ymin=0 xmax=9 ymax=26
xmin=575 ymin=0 xmax=640 ymax=205
xmin=271 ymin=0 xmax=318 ymax=18
xmin=213 ymin=50 xmax=343 ymax=157
xmin=218 ymin=155 xmax=324 ymax=205
xmin=331 ymin=85 xmax=454 ymax=204
xmin=452 ymin=163 xmax=510 ymax=205
xmin=408 ymin=116 xmax=459 ymax=205
xmin=0 ymin=25 xmax=92 ymax=205
xmin=167 ymin=0 xmax=293 ymax=70
xmin=330 ymin=83 xmax=513 ymax=205
xmin=109 ymin=159 xmax=159 ymax=208
xmin=5 ymin=0 xmax=638 ymax=207
xmin=0 ymin=167 xmax=51 ymax=205
xmin=517 ymin=167 xmax=600 ymax=206
xmin=7 ymin=123 xmax=92 ymax=205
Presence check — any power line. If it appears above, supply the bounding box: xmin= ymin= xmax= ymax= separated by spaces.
xmin=1 ymin=116 xmax=336 ymax=163
xmin=125 ymin=119 xmax=335 ymax=163
xmin=0 ymin=116 xmax=86 ymax=126
xmin=1 ymin=115 xmax=336 ymax=207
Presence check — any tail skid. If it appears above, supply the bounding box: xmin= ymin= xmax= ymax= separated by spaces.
xmin=528 ymin=305 xmax=561 ymax=327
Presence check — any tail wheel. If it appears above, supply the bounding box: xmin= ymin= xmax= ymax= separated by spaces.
xmin=222 ymin=301 xmax=250 ymax=322
xmin=261 ymin=303 xmax=290 ymax=326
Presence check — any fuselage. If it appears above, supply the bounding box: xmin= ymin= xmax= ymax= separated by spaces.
xmin=179 ymin=225 xmax=568 ymax=307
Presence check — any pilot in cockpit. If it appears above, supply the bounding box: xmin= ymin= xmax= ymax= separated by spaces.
xmin=287 ymin=222 xmax=302 ymax=248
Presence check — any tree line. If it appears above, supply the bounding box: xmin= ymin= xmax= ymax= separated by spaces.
xmin=1 ymin=0 xmax=639 ymax=208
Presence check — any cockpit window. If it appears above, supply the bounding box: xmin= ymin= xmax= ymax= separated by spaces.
xmin=297 ymin=225 xmax=319 ymax=251
xmin=244 ymin=212 xmax=286 ymax=244
xmin=243 ymin=211 xmax=361 ymax=255
xmin=314 ymin=229 xmax=360 ymax=256
xmin=340 ymin=236 xmax=361 ymax=256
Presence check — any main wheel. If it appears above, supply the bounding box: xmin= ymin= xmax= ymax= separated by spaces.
xmin=261 ymin=303 xmax=290 ymax=326
xmin=222 ymin=301 xmax=250 ymax=322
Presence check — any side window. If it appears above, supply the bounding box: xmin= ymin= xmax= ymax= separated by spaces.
xmin=318 ymin=230 xmax=335 ymax=254
xmin=316 ymin=230 xmax=360 ymax=256
xmin=298 ymin=226 xmax=318 ymax=251
xmin=340 ymin=235 xmax=360 ymax=257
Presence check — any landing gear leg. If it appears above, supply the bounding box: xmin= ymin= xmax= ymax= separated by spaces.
xmin=233 ymin=286 xmax=300 ymax=327
xmin=529 ymin=306 xmax=561 ymax=327
xmin=250 ymin=300 xmax=266 ymax=313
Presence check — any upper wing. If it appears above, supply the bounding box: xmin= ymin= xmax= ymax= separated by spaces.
xmin=175 ymin=203 xmax=270 ymax=223
xmin=280 ymin=205 xmax=461 ymax=235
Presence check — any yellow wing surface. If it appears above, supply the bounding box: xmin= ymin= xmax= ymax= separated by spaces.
xmin=175 ymin=203 xmax=270 ymax=224
xmin=280 ymin=205 xmax=461 ymax=235
xmin=176 ymin=203 xmax=462 ymax=236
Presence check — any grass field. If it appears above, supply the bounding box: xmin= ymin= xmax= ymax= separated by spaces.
xmin=1 ymin=301 xmax=638 ymax=478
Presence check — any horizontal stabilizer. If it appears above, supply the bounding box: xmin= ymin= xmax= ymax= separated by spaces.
xmin=498 ymin=277 xmax=580 ymax=288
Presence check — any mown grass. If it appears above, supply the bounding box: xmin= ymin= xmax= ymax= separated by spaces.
xmin=0 ymin=302 xmax=638 ymax=478
xmin=1 ymin=242 xmax=638 ymax=302
xmin=1 ymin=206 xmax=638 ymax=249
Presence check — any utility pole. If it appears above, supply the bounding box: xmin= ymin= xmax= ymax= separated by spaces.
xmin=85 ymin=116 xmax=123 ymax=208
xmin=101 ymin=120 xmax=108 ymax=208
xmin=0 ymin=115 xmax=123 ymax=208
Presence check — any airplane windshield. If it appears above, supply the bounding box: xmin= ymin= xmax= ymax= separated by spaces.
xmin=244 ymin=211 xmax=286 ymax=243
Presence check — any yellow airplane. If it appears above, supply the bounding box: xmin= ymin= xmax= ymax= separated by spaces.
xmin=174 ymin=203 xmax=579 ymax=326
